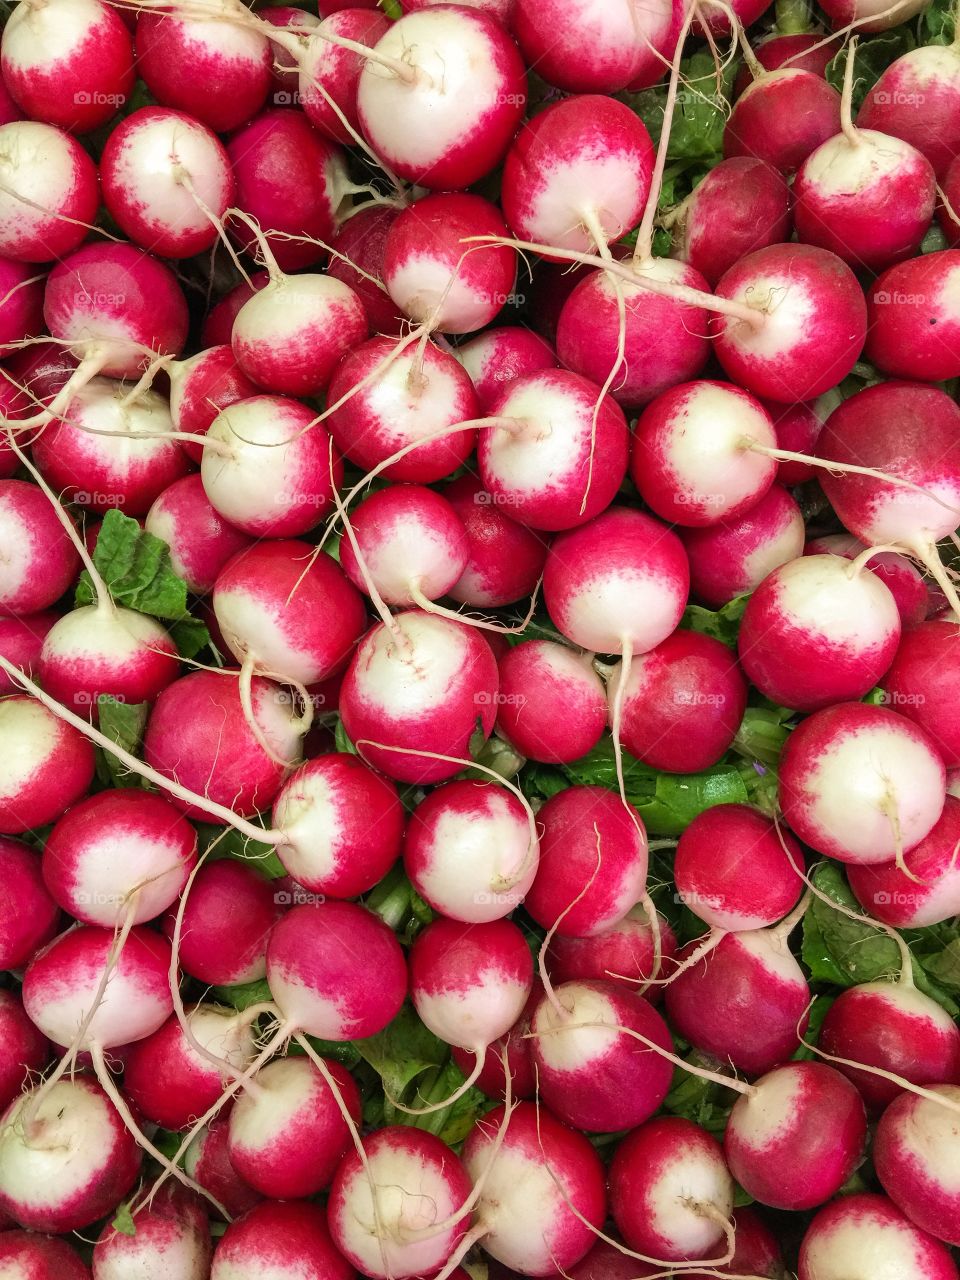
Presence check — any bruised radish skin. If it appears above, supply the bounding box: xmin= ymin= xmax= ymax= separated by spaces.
xmin=549 ymin=902 xmax=678 ymax=995
xmin=0 ymin=480 xmax=81 ymax=613
xmin=0 ymin=613 xmax=60 ymax=695
xmin=165 ymin=861 xmax=282 ymax=986
xmin=325 ymin=205 xmax=404 ymax=337
xmin=0 ymin=990 xmax=48 ymax=1113
xmin=875 ymin=1085 xmax=960 ymax=1244
xmin=443 ymin=474 xmax=549 ymax=609
xmin=848 ymin=796 xmax=960 ymax=927
xmin=211 ymin=1200 xmax=353 ymax=1280
xmin=93 ymin=1185 xmax=212 ymax=1280
xmin=805 ymin=533 xmax=929 ymax=630
xmin=724 ymin=70 xmax=842 ymax=175
xmin=0 ymin=837 xmax=59 ymax=968
xmin=298 ymin=8 xmax=389 ymax=143
xmin=495 ymin=640 xmax=606 ymax=764
xmin=513 ymin=0 xmax=675 ymax=93
xmin=881 ymin=622 xmax=960 ymax=765
xmin=0 ymin=120 xmax=99 ymax=263
xmin=0 ymin=258 xmax=44 ymax=350
xmin=146 ymin=475 xmax=253 ymax=596
xmin=865 ymin=251 xmax=960 ymax=381
xmin=457 ymin=327 xmax=557 ymax=413
xmin=724 ymin=1062 xmax=867 ymax=1211
xmin=859 ymin=47 xmax=960 ymax=180
xmin=0 ymin=1230 xmax=90 ymax=1278
xmin=452 ymin=983 xmax=541 ymax=1100
xmin=167 ymin=346 xmax=261 ymax=465
xmin=0 ymin=697 xmax=95 ymax=835
xmin=820 ymin=982 xmax=960 ymax=1112
xmin=0 ymin=1078 xmax=140 ymax=1233
xmin=778 ymin=702 xmax=946 ymax=865
xmin=798 ymin=1193 xmax=960 ymax=1280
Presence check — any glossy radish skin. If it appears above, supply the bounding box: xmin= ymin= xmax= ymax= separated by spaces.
xmin=805 ymin=532 xmax=928 ymax=629
xmin=146 ymin=474 xmax=253 ymax=595
xmin=93 ymin=1185 xmax=212 ymax=1280
xmin=0 ymin=121 xmax=99 ymax=263
xmin=0 ymin=1078 xmax=140 ymax=1233
xmin=798 ymin=1193 xmax=960 ymax=1280
xmin=681 ymin=485 xmax=805 ymax=608
xmin=549 ymin=903 xmax=678 ymax=996
xmin=502 ymin=94 xmax=653 ymax=254
xmin=443 ymin=474 xmax=549 ymax=609
xmin=298 ymin=8 xmax=389 ymax=143
xmin=674 ymin=805 xmax=804 ymax=932
xmin=0 ymin=697 xmax=95 ymax=836
xmin=0 ymin=990 xmax=48 ymax=1121
xmin=632 ymin=380 xmax=777 ymax=526
xmin=0 ymin=479 xmax=81 ymax=614
xmin=530 ymin=980 xmax=674 ymax=1133
xmin=0 ymin=257 xmax=44 ymax=350
xmin=144 ymin=670 xmax=304 ymax=821
xmin=875 ymin=1085 xmax=960 ymax=1245
xmin=724 ymin=1063 xmax=867 ymax=1210
xmin=0 ymin=838 xmax=59 ymax=969
xmin=711 ymin=244 xmax=867 ymax=403
xmin=100 ymin=107 xmax=235 ymax=259
xmin=166 ymin=861 xmax=282 ymax=986
xmin=403 ymin=779 xmax=537 ymax=922
xmin=478 ymin=369 xmax=630 ymax=531
xmin=778 ymin=702 xmax=946 ymax=864
xmin=325 ymin=205 xmax=404 ymax=336
xmin=848 ymin=796 xmax=960 ymax=927
xmin=865 ymin=251 xmax=960 ymax=381
xmin=495 ymin=640 xmax=606 ymax=764
xmin=463 ymin=1101 xmax=607 ymax=1275
xmin=724 ymin=70 xmax=841 ymax=174
xmin=514 ymin=0 xmax=675 ymax=92
xmin=167 ymin=346 xmax=260 ymax=466
xmin=820 ymin=982 xmax=960 ymax=1113
xmin=0 ymin=612 xmax=60 ymax=694
xmin=524 ymin=786 xmax=648 ymax=937
xmin=211 ymin=1201 xmax=353 ymax=1280
xmin=881 ymin=622 xmax=960 ymax=765
xmin=457 ymin=328 xmax=557 ymax=414
xmin=357 ymin=8 xmax=527 ymax=190
xmin=858 ymin=46 xmax=960 ymax=179
xmin=272 ymin=753 xmax=405 ymax=898
xmin=0 ymin=1230 xmax=90 ymax=1278
xmin=266 ymin=900 xmax=407 ymax=1040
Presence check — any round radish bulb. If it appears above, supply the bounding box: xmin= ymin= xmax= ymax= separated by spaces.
xmin=168 ymin=346 xmax=261 ymax=465
xmin=0 ymin=1231 xmax=90 ymax=1278
xmin=524 ymin=786 xmax=647 ymax=937
xmin=0 ymin=121 xmax=98 ymax=263
xmin=442 ymin=474 xmax=549 ymax=609
xmin=0 ymin=1078 xmax=140 ymax=1233
xmin=697 ymin=0 xmax=774 ymax=35
xmin=228 ymin=1056 xmax=360 ymax=1198
xmin=2 ymin=338 xmax=78 ymax=413
xmin=272 ymin=753 xmax=405 ymax=898
xmin=327 ymin=335 xmax=479 ymax=483
xmin=502 ymin=94 xmax=653 ymax=254
xmin=632 ymin=379 xmax=777 ymax=526
xmin=457 ymin=327 xmax=558 ymax=413
xmin=260 ymin=5 xmax=320 ymax=102
xmin=93 ymin=1185 xmax=212 ymax=1280
xmin=0 ymin=612 xmax=60 ymax=694
xmin=463 ymin=1101 xmax=606 ymax=1275
xmin=337 ymin=484 xmax=469 ymax=606
xmin=849 ymin=796 xmax=960 ymax=927
xmin=685 ymin=1207 xmax=787 ymax=1280
xmin=211 ymin=1201 xmax=353 ymax=1280
xmin=879 ymin=622 xmax=960 ymax=764
xmin=799 ymin=1193 xmax=960 ymax=1280
xmin=859 ymin=47 xmax=960 ymax=179
xmin=711 ymin=243 xmax=866 ymax=402
xmin=805 ymin=533 xmax=928 ymax=630
xmin=325 ymin=205 xmax=404 ymax=336
xmin=123 ymin=1004 xmax=257 ymax=1131
xmin=339 ymin=609 xmax=499 ymax=784
xmin=227 ymin=109 xmax=348 ymax=273
xmin=611 ymin=629 xmax=748 ymax=772
xmin=610 ymin=1117 xmax=734 ymax=1262
xmin=794 ymin=130 xmax=935 ymax=271
xmin=820 ymin=0 xmax=927 ymax=29
xmin=557 ymin=259 xmax=711 ymax=407
xmin=43 ymin=243 xmax=189 ymax=378
xmin=201 ymin=395 xmax=342 ymax=537
xmin=168 ymin=861 xmax=282 ymax=986
xmin=670 ymin=157 xmax=792 ymax=286
xmin=0 ymin=257 xmax=44 ymax=350
xmin=452 ymin=982 xmax=541 ymax=1101
xmin=201 ymin=272 xmax=271 ymax=349
xmin=135 ymin=10 xmax=270 ymax=132
xmin=144 ymin=669 xmax=304 ymax=820
xmin=478 ymin=368 xmax=629 ymax=531
xmin=767 ymin=398 xmax=830 ymax=485
xmin=724 ymin=1062 xmax=867 ymax=1210
xmin=400 ymin=0 xmax=513 ymax=14
xmin=0 ymin=990 xmax=48 ymax=1114
xmin=231 ymin=274 xmax=368 ymax=398
xmin=0 ymin=479 xmax=81 ymax=614
xmin=513 ymin=0 xmax=675 ymax=92
xmin=357 ymin=7 xmax=526 ymax=190
xmin=865 ymin=251 xmax=960 ymax=381
xmin=184 ymin=1108 xmax=263 ymax=1220
xmin=779 ymin=701 xmax=946 ymax=864
xmin=146 ymin=474 xmax=253 ymax=596
xmin=549 ymin=902 xmax=678 ymax=995
xmin=675 ymin=804 xmax=804 ymax=932
xmin=875 ymin=1085 xmax=960 ymax=1244
xmin=403 ymin=778 xmax=537 ymax=922
xmin=733 ymin=32 xmax=838 ymax=96
xmin=495 ymin=640 xmax=606 ymax=764
xmin=1 ymin=0 xmax=133 ymax=132
xmin=530 ymin=980 xmax=674 ymax=1133
xmin=0 ymin=837 xmax=59 ymax=969
xmin=724 ymin=70 xmax=841 ymax=174
xmin=383 ymin=193 xmax=516 ymax=335
xmin=329 ymin=1127 xmax=470 ymax=1279
xmin=680 ymin=485 xmax=805 ymax=608
xmin=0 ymin=696 xmax=95 ymax=835
xmin=821 ymin=982 xmax=960 ymax=1113
xmin=298 ymin=8 xmax=389 ymax=142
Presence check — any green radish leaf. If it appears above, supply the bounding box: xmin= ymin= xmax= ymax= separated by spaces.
xmin=335 ymin=718 xmax=359 ymax=756
xmin=210 ymin=978 xmax=274 ymax=1012
xmin=826 ymin=30 xmax=916 ymax=110
xmin=111 ymin=1202 xmax=137 ymax=1236
xmin=195 ymin=823 xmax=287 ymax=879
xmin=680 ymin=594 xmax=750 ymax=649
xmin=96 ymin=697 xmax=149 ymax=789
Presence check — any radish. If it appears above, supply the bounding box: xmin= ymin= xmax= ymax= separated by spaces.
xmin=383 ymin=193 xmax=517 ymax=335
xmin=524 ymin=786 xmax=648 ymax=937
xmin=670 ymin=157 xmax=791 ymax=287
xmin=848 ymin=795 xmax=960 ymax=927
xmin=0 ymin=990 xmax=48 ymax=1113
xmin=297 ymin=8 xmax=389 ymax=143
xmin=1 ymin=0 xmax=134 ymax=132
xmin=201 ymin=396 xmax=342 ymax=537
xmin=512 ymin=0 xmax=676 ymax=92
xmin=0 ymin=121 xmax=98 ymax=263
xmin=820 ymin=0 xmax=928 ymax=30
xmin=167 ymin=861 xmax=282 ymax=987
xmin=442 ymin=474 xmax=549 ymax=609
xmin=227 ymin=1055 xmax=360 ymax=1197
xmin=0 ymin=258 xmax=44 ymax=351
xmin=326 ymin=205 xmax=404 ymax=337
xmin=733 ymin=32 xmax=839 ymax=96
xmin=495 ymin=639 xmax=606 ymax=765
xmin=184 ymin=1109 xmax=262 ymax=1220
xmin=146 ymin=474 xmax=253 ymax=596
xmin=0 ymin=479 xmax=81 ymax=613
xmin=201 ymin=272 xmax=270 ymax=349
xmin=529 ymin=979 xmax=674 ymax=1133
xmin=0 ymin=71 xmax=20 ymax=125
xmin=0 ymin=837 xmax=60 ymax=968
xmin=865 ymin=250 xmax=960 ymax=381
xmin=272 ymin=753 xmax=405 ymax=899
xmin=859 ymin=47 xmax=960 ymax=179
xmin=356 ymin=7 xmax=527 ymax=190
xmin=724 ymin=1061 xmax=867 ymax=1210
xmin=456 ymin=327 xmax=557 ymax=413
xmin=93 ymin=1185 xmax=212 ymax=1280
xmin=674 ymin=805 xmax=804 ymax=933
xmin=875 ymin=1084 xmax=960 ymax=1245
xmin=212 ymin=1200 xmax=353 ymax=1280
xmin=452 ymin=982 xmax=541 ymax=1101
xmin=798 ymin=1193 xmax=960 ymax=1280
xmin=724 ymin=69 xmax=841 ymax=174
xmin=462 ymin=1100 xmax=607 ymax=1275
xmin=683 ymin=1207 xmax=786 ymax=1280
xmin=400 ymin=0 xmax=513 ymax=15
xmin=804 ymin=532 xmax=928 ymax=629
xmin=548 ymin=902 xmax=678 ymax=995
xmin=0 ymin=612 xmax=60 ymax=694
xmin=0 ymin=1230 xmax=90 ymax=1278
xmin=768 ymin=398 xmax=830 ymax=485
xmin=328 ymin=1126 xmax=471 ymax=1278
xmin=881 ymin=622 xmax=960 ymax=765
xmin=100 ymin=107 xmax=235 ymax=260
xmin=611 ymin=629 xmax=748 ymax=772
xmin=403 ymin=778 xmax=537 ymax=922
xmin=167 ymin=346 xmax=260 ymax=465
xmin=260 ymin=5 xmax=320 ymax=105
xmin=0 ymin=696 xmax=95 ymax=835
xmin=339 ymin=609 xmax=499 ymax=784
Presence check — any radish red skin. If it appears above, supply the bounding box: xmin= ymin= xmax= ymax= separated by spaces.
xmin=201 ymin=273 xmax=271 ymax=350
xmin=146 ymin=474 xmax=254 ymax=596
xmin=799 ymin=1193 xmax=960 ymax=1280
xmin=168 ymin=346 xmax=262 ymax=465
xmin=733 ymin=33 xmax=838 ymax=96
xmin=0 ymin=614 xmax=60 ymax=694
xmin=443 ymin=474 xmax=549 ymax=609
xmin=848 ymin=795 xmax=960 ymax=927
xmin=299 ymin=8 xmax=389 ymax=144
xmin=768 ymin=400 xmax=826 ymax=485
xmin=211 ymin=1200 xmax=354 ymax=1280
xmin=0 ymin=257 xmax=44 ymax=350
xmin=496 ymin=640 xmax=606 ymax=764
xmin=682 ymin=1207 xmax=786 ymax=1280
xmin=0 ymin=1230 xmax=90 ymax=1278
xmin=858 ymin=46 xmax=960 ymax=179
xmin=874 ymin=1085 xmax=960 ymax=1246
xmin=724 ymin=70 xmax=841 ymax=175
xmin=0 ymin=479 xmax=81 ymax=614
xmin=451 ymin=982 xmax=541 ymax=1100
xmin=164 ymin=860 xmax=283 ymax=986
xmin=549 ymin=903 xmax=678 ymax=998
xmin=0 ymin=837 xmax=59 ymax=968
xmin=0 ymin=697 xmax=95 ymax=836
xmin=325 ymin=206 xmax=405 ymax=337
xmin=0 ymin=990 xmax=48 ymax=1113
xmin=882 ymin=621 xmax=960 ymax=766
xmin=865 ymin=251 xmax=960 ymax=381
xmin=457 ymin=327 xmax=557 ymax=414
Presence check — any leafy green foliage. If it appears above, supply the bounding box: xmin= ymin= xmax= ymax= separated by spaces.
xmin=195 ymin=822 xmax=287 ymax=880
xmin=95 ymin=697 xmax=149 ymax=788
xmin=826 ymin=30 xmax=917 ymax=110
xmin=681 ymin=593 xmax=750 ymax=649
xmin=110 ymin=1202 xmax=137 ymax=1237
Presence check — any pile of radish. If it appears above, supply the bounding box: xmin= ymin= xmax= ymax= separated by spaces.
xmin=3 ymin=0 xmax=960 ymax=1275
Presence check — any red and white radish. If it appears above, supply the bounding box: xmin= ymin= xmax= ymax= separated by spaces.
xmin=167 ymin=345 xmax=260 ymax=464
xmin=0 ymin=1230 xmax=90 ymax=1278
xmin=874 ymin=1085 xmax=960 ymax=1245
xmin=495 ymin=639 xmax=606 ymax=765
xmin=858 ymin=46 xmax=960 ymax=178
xmin=211 ymin=1200 xmax=352 ymax=1280
xmin=0 ymin=990 xmax=48 ymax=1114
xmin=0 ymin=695 xmax=95 ymax=835
xmin=456 ymin=327 xmax=557 ymax=414
xmin=805 ymin=532 xmax=928 ymax=630
xmin=93 ymin=1185 xmax=213 ymax=1280
xmin=549 ymin=902 xmax=678 ymax=994
xmin=848 ymin=795 xmax=960 ymax=927
xmin=166 ymin=860 xmax=282 ymax=986
xmin=513 ymin=0 xmax=676 ymax=92
xmin=865 ymin=250 xmax=960 ymax=381
xmin=146 ymin=474 xmax=253 ymax=596
xmin=0 ymin=479 xmax=80 ymax=613
xmin=442 ymin=474 xmax=549 ymax=610
xmin=724 ymin=69 xmax=841 ymax=175
xmin=325 ymin=204 xmax=404 ymax=336
xmin=0 ymin=612 xmax=60 ymax=694
xmin=0 ymin=121 xmax=98 ymax=264
xmin=296 ymin=7 xmax=388 ymax=142
xmin=0 ymin=837 xmax=59 ymax=969
xmin=798 ymin=1193 xmax=959 ymax=1280
xmin=0 ymin=259 xmax=44 ymax=352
